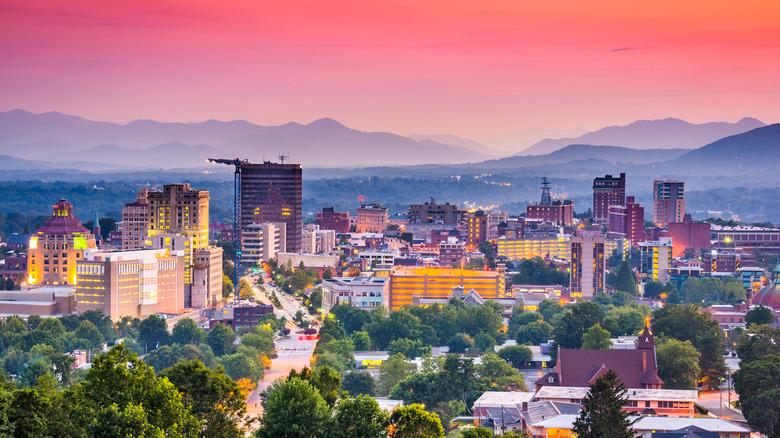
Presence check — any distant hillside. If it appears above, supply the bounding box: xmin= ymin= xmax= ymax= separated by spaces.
xmin=470 ymin=144 xmax=689 ymax=170
xmin=0 ymin=110 xmax=494 ymax=167
xmin=664 ymin=124 xmax=780 ymax=174
xmin=520 ymin=117 xmax=766 ymax=155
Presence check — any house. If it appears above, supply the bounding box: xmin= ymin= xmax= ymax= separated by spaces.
xmin=528 ymin=415 xmax=751 ymax=438
xmin=534 ymin=386 xmax=697 ymax=417
xmin=536 ymin=326 xmax=663 ymax=391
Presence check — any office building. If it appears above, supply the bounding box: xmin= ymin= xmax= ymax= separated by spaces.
xmin=439 ymin=238 xmax=466 ymax=268
xmin=467 ymin=210 xmax=488 ymax=248
xmin=75 ymin=249 xmax=185 ymax=321
xmin=208 ymin=304 xmax=275 ymax=330
xmin=356 ymin=203 xmax=388 ymax=233
xmin=241 ymin=223 xmax=287 ymax=265
xmin=526 ymin=177 xmax=574 ymax=226
xmin=145 ymin=184 xmax=210 ymax=251
xmin=0 ymin=287 xmax=76 ymax=317
xmin=710 ymin=224 xmax=780 ymax=251
xmin=667 ymin=215 xmax=711 ymax=257
xmin=592 ymin=173 xmax=626 ymax=224
xmin=148 ymin=234 xmax=193 ymax=283
xmin=121 ymin=189 xmax=150 ymax=250
xmin=569 ymin=234 xmax=606 ymax=298
xmin=301 ymin=228 xmax=318 ymax=253
xmin=240 ymin=162 xmax=302 ymax=252
xmin=409 ymin=198 xmax=465 ymax=225
xmin=321 ymin=276 xmax=390 ymax=312
xmin=27 ymin=199 xmax=98 ymax=286
xmin=653 ymin=180 xmax=685 ymax=227
xmin=316 ymin=228 xmax=337 ymax=253
xmin=388 ymin=266 xmax=506 ymax=310
xmin=191 ymin=246 xmax=223 ymax=308
xmin=607 ymin=196 xmax=645 ymax=244
xmin=639 ymin=238 xmax=673 ymax=284
xmin=315 ymin=207 xmax=350 ymax=233
xmin=496 ymin=236 xmax=571 ymax=262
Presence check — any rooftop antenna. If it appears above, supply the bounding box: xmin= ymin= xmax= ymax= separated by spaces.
xmin=541 ymin=174 xmax=552 ymax=205
xmin=279 ymin=152 xmax=289 ymax=164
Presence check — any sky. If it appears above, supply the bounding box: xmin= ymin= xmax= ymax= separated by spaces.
xmin=2 ymin=0 xmax=779 ymax=143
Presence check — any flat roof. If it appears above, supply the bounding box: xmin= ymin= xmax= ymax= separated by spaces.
xmin=533 ymin=415 xmax=750 ymax=433
xmin=534 ymin=386 xmax=697 ymax=401
xmin=474 ymin=391 xmax=535 ymax=407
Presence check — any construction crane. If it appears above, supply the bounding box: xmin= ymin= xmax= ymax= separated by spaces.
xmin=207 ymin=157 xmax=250 ymax=304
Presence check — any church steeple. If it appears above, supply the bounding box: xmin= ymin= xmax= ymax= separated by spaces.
xmin=636 ymin=325 xmax=655 ymax=350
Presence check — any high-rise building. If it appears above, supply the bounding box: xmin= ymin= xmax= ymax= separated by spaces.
xmin=315 ymin=207 xmax=350 ymax=233
xmin=607 ymin=196 xmax=645 ymax=245
xmin=356 ymin=203 xmax=388 ymax=233
xmin=409 ymin=198 xmax=465 ymax=225
xmin=241 ymin=222 xmax=287 ymax=265
xmin=438 ymin=238 xmax=466 ymax=268
xmin=653 ymin=180 xmax=685 ymax=227
xmin=146 ymin=184 xmax=210 ymax=251
xmin=639 ymin=238 xmax=673 ymax=284
xmin=240 ymin=162 xmax=302 ymax=253
xmin=388 ymin=266 xmax=506 ymax=310
xmin=191 ymin=246 xmax=223 ymax=308
xmin=570 ymin=234 xmax=606 ymax=299
xmin=27 ymin=200 xmax=98 ymax=286
xmin=467 ymin=210 xmax=488 ymax=248
xmin=593 ymin=173 xmax=626 ymax=224
xmin=121 ymin=188 xmax=150 ymax=251
xmin=75 ymin=248 xmax=185 ymax=321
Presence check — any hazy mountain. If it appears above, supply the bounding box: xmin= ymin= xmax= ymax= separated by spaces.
xmin=520 ymin=117 xmax=766 ymax=156
xmin=664 ymin=123 xmax=780 ymax=174
xmin=0 ymin=155 xmax=55 ymax=170
xmin=465 ymin=144 xmax=689 ymax=170
xmin=407 ymin=134 xmax=503 ymax=156
xmin=480 ymin=126 xmax=590 ymax=152
xmin=0 ymin=110 xmax=493 ymax=167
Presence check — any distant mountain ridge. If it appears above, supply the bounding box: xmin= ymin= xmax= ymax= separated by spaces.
xmin=0 ymin=110 xmax=494 ymax=167
xmin=519 ymin=117 xmax=766 ymax=155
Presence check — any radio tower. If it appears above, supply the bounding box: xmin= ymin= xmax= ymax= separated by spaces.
xmin=540 ymin=175 xmax=552 ymax=205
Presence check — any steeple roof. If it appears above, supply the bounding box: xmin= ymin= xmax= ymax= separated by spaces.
xmin=35 ymin=199 xmax=91 ymax=235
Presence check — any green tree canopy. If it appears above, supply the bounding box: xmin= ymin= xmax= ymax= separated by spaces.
xmin=341 ymin=371 xmax=378 ymax=397
xmin=746 ymin=305 xmax=774 ymax=327
xmin=138 ymin=315 xmax=170 ymax=351
xmin=332 ymin=394 xmax=389 ymax=438
xmin=614 ymin=260 xmax=637 ymax=294
xmin=387 ymin=404 xmax=444 ymax=438
xmin=255 ymin=377 xmax=330 ymax=438
xmin=553 ymin=301 xmax=603 ymax=350
xmin=581 ymin=325 xmax=612 ymax=350
xmin=497 ymin=345 xmax=533 ymax=368
xmin=572 ymin=369 xmax=637 ymax=438
xmin=656 ymin=338 xmax=700 ymax=390
xmin=171 ymin=318 xmax=205 ymax=346
xmin=207 ymin=322 xmax=237 ymax=357
xmin=733 ymin=354 xmax=780 ymax=438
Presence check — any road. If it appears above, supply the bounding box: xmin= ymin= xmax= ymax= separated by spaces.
xmin=697 ymin=390 xmax=744 ymax=421
xmin=246 ymin=335 xmax=318 ymax=417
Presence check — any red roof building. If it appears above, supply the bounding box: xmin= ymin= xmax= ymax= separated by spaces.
xmin=536 ymin=326 xmax=663 ymax=391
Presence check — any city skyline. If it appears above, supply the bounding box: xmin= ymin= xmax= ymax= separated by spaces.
xmin=2 ymin=1 xmax=779 ymax=143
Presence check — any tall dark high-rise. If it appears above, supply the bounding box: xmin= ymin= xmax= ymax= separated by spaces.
xmin=592 ymin=173 xmax=626 ymax=224
xmin=653 ymin=180 xmax=685 ymax=227
xmin=240 ymin=162 xmax=302 ymax=253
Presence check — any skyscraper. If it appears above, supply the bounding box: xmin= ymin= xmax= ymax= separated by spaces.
xmin=607 ymin=196 xmax=645 ymax=245
xmin=653 ymin=180 xmax=685 ymax=227
xmin=570 ymin=233 xmax=606 ymax=299
xmin=592 ymin=173 xmax=626 ymax=224
xmin=145 ymin=184 xmax=210 ymax=251
xmin=240 ymin=162 xmax=302 ymax=253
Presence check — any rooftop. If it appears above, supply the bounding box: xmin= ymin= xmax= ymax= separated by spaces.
xmin=534 ymin=386 xmax=697 ymax=402
xmin=473 ymin=391 xmax=535 ymax=407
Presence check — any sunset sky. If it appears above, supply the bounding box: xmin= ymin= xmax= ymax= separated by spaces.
xmin=2 ymin=0 xmax=779 ymax=142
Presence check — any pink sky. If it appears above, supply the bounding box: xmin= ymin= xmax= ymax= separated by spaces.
xmin=1 ymin=0 xmax=779 ymax=140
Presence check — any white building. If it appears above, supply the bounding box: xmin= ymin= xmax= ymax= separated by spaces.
xmin=242 ymin=222 xmax=286 ymax=265
xmin=321 ymin=276 xmax=390 ymax=312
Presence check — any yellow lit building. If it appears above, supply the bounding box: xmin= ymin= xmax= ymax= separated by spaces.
xmin=388 ymin=266 xmax=505 ymax=310
xmin=27 ymin=200 xmax=97 ymax=286
xmin=605 ymin=238 xmax=631 ymax=261
xmin=496 ymin=236 xmax=571 ymax=261
xmin=145 ymin=184 xmax=210 ymax=251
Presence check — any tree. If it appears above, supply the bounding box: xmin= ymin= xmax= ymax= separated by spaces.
xmin=736 ymin=325 xmax=780 ymax=365
xmin=581 ymin=325 xmax=612 ymax=350
xmin=474 ymin=332 xmax=496 ymax=353
xmin=516 ymin=320 xmax=553 ymax=345
xmin=171 ymin=318 xmax=205 ymax=346
xmin=351 ymin=331 xmax=371 ymax=351
xmin=341 ymin=371 xmax=378 ymax=396
xmin=656 ymin=338 xmax=700 ymax=390
xmin=162 ymin=359 xmax=250 ymax=438
xmin=652 ymin=304 xmax=727 ymax=388
xmin=388 ymin=404 xmax=444 ymax=438
xmin=207 ymin=322 xmax=237 ymax=356
xmin=378 ymin=353 xmax=415 ymax=396
xmin=614 ymin=260 xmax=637 ymax=294
xmin=388 ymin=338 xmax=430 ymax=359
xmin=447 ymin=333 xmax=475 ymax=354
xmin=138 ymin=315 xmax=170 ymax=352
xmin=222 ymin=274 xmax=234 ymax=299
xmin=239 ymin=279 xmax=255 ymax=300
xmin=733 ymin=354 xmax=780 ymax=438
xmin=75 ymin=320 xmax=104 ymax=349
xmin=220 ymin=351 xmax=265 ymax=383
xmin=479 ymin=353 xmax=527 ymax=391
xmin=572 ymin=369 xmax=637 ymax=438
xmin=332 ymin=394 xmax=389 ymax=438
xmin=9 ymin=388 xmax=51 ymax=437
xmin=256 ymin=377 xmax=330 ymax=438
xmin=75 ymin=344 xmax=201 ymax=437
xmin=461 ymin=427 xmax=494 ymax=438
xmin=746 ymin=305 xmax=774 ymax=327
xmin=553 ymin=301 xmax=602 ymax=350
xmin=497 ymin=345 xmax=533 ymax=368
